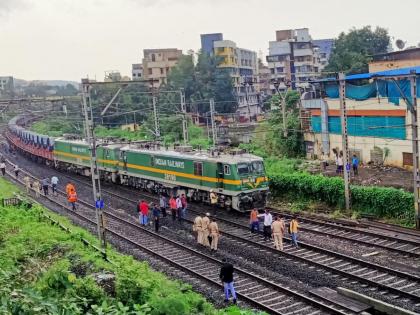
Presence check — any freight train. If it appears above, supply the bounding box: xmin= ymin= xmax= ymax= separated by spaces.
xmin=6 ymin=115 xmax=269 ymax=211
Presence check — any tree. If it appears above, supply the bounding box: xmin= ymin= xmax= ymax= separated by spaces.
xmin=325 ymin=26 xmax=390 ymax=74
xmin=166 ymin=51 xmax=237 ymax=113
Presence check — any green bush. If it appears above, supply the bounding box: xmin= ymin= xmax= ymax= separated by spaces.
xmin=269 ymin=172 xmax=415 ymax=224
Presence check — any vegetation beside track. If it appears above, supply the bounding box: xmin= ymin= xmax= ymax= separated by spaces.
xmin=266 ymin=158 xmax=415 ymax=227
xmin=0 ymin=178 xmax=261 ymax=315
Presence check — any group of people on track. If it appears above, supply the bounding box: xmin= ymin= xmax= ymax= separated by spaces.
xmin=2 ymin=159 xmax=79 ymax=211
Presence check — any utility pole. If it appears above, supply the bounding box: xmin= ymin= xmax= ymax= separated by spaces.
xmin=409 ymin=70 xmax=420 ymax=229
xmin=209 ymin=98 xmax=217 ymax=146
xmin=243 ymin=82 xmax=252 ymax=123
xmin=338 ymin=73 xmax=350 ymax=211
xmin=282 ymin=89 xmax=288 ymax=137
xmin=152 ymin=95 xmax=160 ymax=138
xmin=81 ymin=79 xmax=107 ymax=251
xmin=180 ymin=89 xmax=188 ymax=144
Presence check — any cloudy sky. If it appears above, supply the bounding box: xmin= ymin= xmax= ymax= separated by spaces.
xmin=1 ymin=0 xmax=419 ymax=81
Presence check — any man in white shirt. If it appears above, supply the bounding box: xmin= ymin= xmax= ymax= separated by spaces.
xmin=176 ymin=195 xmax=183 ymax=222
xmin=258 ymin=209 xmax=273 ymax=241
xmin=51 ymin=176 xmax=59 ymax=196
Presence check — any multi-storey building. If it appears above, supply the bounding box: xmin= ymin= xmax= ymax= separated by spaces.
xmin=312 ymin=39 xmax=334 ymax=69
xmin=256 ymin=59 xmax=271 ymax=97
xmin=133 ymin=48 xmax=182 ymax=88
xmin=132 ymin=63 xmax=143 ymax=80
xmin=267 ymin=28 xmax=325 ymax=93
xmin=0 ymin=76 xmax=14 ymax=98
xmin=201 ymin=34 xmax=260 ymax=119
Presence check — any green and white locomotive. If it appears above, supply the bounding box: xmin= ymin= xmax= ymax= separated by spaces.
xmin=53 ymin=138 xmax=269 ymax=211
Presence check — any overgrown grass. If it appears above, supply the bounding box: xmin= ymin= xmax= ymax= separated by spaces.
xmin=0 ymin=179 xmax=262 ymax=315
xmin=0 ymin=177 xmax=20 ymax=197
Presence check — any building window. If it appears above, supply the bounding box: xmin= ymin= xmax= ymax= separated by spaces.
xmin=276 ymin=67 xmax=283 ymax=73
xmin=270 ymin=68 xmax=275 ymax=74
xmin=160 ymin=68 xmax=164 ymax=75
xmin=194 ymin=162 xmax=203 ymax=176
xmin=148 ymin=68 xmax=152 ymax=75
xmin=224 ymin=165 xmax=231 ymax=175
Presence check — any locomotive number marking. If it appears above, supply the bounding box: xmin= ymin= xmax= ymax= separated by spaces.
xmin=165 ymin=173 xmax=176 ymax=181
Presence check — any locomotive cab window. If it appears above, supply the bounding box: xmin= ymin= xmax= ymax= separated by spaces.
xmin=194 ymin=161 xmax=203 ymax=176
xmin=237 ymin=163 xmax=249 ymax=175
xmin=150 ymin=156 xmax=155 ymax=166
xmin=224 ymin=164 xmax=231 ymax=175
xmin=252 ymin=161 xmax=264 ymax=173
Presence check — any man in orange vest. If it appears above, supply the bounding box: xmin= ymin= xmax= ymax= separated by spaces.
xmin=66 ymin=182 xmax=75 ymax=197
xmin=250 ymin=208 xmax=259 ymax=233
xmin=68 ymin=188 xmax=78 ymax=211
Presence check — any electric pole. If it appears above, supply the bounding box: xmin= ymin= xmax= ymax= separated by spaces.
xmin=81 ymin=79 xmax=107 ymax=251
xmin=180 ymin=89 xmax=188 ymax=145
xmin=338 ymin=73 xmax=351 ymax=211
xmin=409 ymin=70 xmax=420 ymax=229
xmin=209 ymin=98 xmax=217 ymax=147
xmin=152 ymin=95 xmax=160 ymax=138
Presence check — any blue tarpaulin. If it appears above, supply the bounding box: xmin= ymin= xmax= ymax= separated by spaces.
xmin=324 ymin=78 xmax=420 ymax=104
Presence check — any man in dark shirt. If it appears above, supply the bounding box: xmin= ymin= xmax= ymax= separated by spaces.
xmin=219 ymin=258 xmax=237 ymax=304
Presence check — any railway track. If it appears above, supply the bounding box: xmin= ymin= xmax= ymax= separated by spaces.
xmin=48 ymin=166 xmax=420 ymax=260
xmin=4 ymin=155 xmax=420 ymax=312
xmin=58 ymin=176 xmax=420 ymax=308
xmin=3 ymin=164 xmax=353 ymax=315
xmin=265 ymin=207 xmax=420 ymax=258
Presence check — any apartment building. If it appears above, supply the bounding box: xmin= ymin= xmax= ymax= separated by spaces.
xmin=132 ymin=48 xmax=182 ymax=88
xmin=201 ymin=34 xmax=260 ymax=118
xmin=312 ymin=39 xmax=334 ymax=69
xmin=267 ymin=28 xmax=325 ymax=93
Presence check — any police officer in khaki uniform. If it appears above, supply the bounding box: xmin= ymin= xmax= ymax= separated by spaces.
xmin=202 ymin=213 xmax=211 ymax=247
xmin=209 ymin=217 xmax=220 ymax=252
xmin=271 ymin=216 xmax=285 ymax=250
xmin=193 ymin=215 xmax=203 ymax=245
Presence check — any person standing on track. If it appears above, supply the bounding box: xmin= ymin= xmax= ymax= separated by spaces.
xmin=181 ymin=193 xmax=187 ymax=219
xmin=139 ymin=200 xmax=149 ymax=226
xmin=210 ymin=189 xmax=218 ymax=206
xmin=209 ymin=217 xmax=220 ymax=252
xmin=152 ymin=203 xmax=160 ymax=232
xmin=66 ymin=182 xmax=75 ymax=198
xmin=193 ymin=214 xmax=203 ymax=245
xmin=176 ymin=195 xmax=183 ymax=222
xmin=202 ymin=213 xmax=211 ymax=247
xmin=41 ymin=177 xmax=49 ymax=196
xmin=271 ymin=216 xmax=285 ymax=250
xmin=0 ymin=161 xmax=6 ymax=176
xmin=68 ymin=189 xmax=77 ymax=211
xmin=13 ymin=165 xmax=19 ymax=178
xmin=219 ymin=258 xmax=237 ymax=304
xmin=169 ymin=195 xmax=177 ymax=222
xmin=250 ymin=208 xmax=259 ymax=233
xmin=289 ymin=216 xmax=299 ymax=248
xmin=23 ymin=175 xmax=31 ymax=193
xmin=32 ymin=180 xmax=40 ymax=198
xmin=258 ymin=209 xmax=273 ymax=241
xmin=159 ymin=194 xmax=167 ymax=217
xmin=51 ymin=175 xmax=59 ymax=196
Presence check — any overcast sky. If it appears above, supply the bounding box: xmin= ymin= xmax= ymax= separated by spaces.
xmin=1 ymin=0 xmax=419 ymax=81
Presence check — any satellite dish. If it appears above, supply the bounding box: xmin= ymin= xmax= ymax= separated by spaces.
xmin=395 ymin=39 xmax=405 ymax=50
